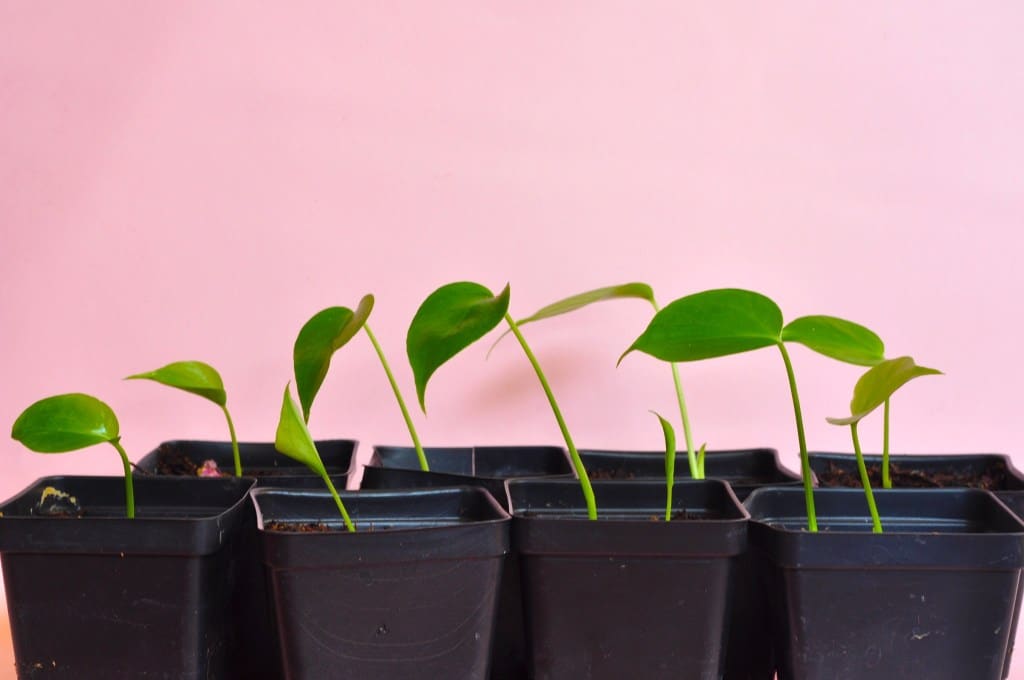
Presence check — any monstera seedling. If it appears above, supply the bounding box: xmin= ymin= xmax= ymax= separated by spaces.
xmin=827 ymin=356 xmax=942 ymax=532
xmin=11 ymin=393 xmax=136 ymax=518
xmin=293 ymin=294 xmax=428 ymax=471
xmin=127 ymin=361 xmax=242 ymax=476
xmin=621 ymin=288 xmax=885 ymax=531
xmin=408 ymin=281 xmax=599 ymax=519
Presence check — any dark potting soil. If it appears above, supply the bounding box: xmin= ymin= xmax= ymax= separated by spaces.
xmin=818 ymin=461 xmax=1009 ymax=490
xmin=150 ymin=444 xmax=343 ymax=478
xmin=589 ymin=467 xmax=636 ymax=480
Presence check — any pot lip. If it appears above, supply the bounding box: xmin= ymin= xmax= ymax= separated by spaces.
xmin=250 ymin=485 xmax=511 ymax=535
xmin=807 ymin=450 xmax=1024 ymax=482
xmin=745 ymin=486 xmax=1024 ymax=536
xmin=367 ymin=443 xmax=574 ymax=479
xmin=135 ymin=438 xmax=358 ymax=478
xmin=505 ymin=478 xmax=750 ymax=523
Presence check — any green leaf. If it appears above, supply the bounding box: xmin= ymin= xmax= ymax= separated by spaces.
xmin=827 ymin=356 xmax=942 ymax=426
xmin=407 ymin=282 xmax=511 ymax=410
xmin=488 ymin=282 xmax=655 ymax=356
xmin=273 ymin=384 xmax=326 ymax=477
xmin=651 ymin=411 xmax=676 ymax=481
xmin=293 ymin=295 xmax=374 ymax=422
xmin=126 ymin=361 xmax=226 ymax=406
xmin=621 ymin=288 xmax=783 ymax=364
xmin=782 ymin=315 xmax=885 ymax=366
xmin=12 ymin=393 xmax=120 ymax=453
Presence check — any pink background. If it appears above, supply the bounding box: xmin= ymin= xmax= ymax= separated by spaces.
xmin=2 ymin=1 xmax=1023 ymax=673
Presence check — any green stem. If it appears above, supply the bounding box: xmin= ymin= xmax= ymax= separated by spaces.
xmin=322 ymin=472 xmax=355 ymax=532
xmin=851 ymin=422 xmax=883 ymax=533
xmin=505 ymin=313 xmax=597 ymax=520
xmin=222 ymin=405 xmax=242 ymax=476
xmin=776 ymin=343 xmax=817 ymax=532
xmin=364 ymin=323 xmax=429 ymax=472
xmin=882 ymin=398 xmax=891 ymax=489
xmin=110 ymin=438 xmax=135 ymax=519
xmin=650 ymin=299 xmax=698 ymax=478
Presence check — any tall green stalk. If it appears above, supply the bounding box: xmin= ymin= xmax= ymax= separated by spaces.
xmin=649 ymin=300 xmax=699 ymax=479
xmin=364 ymin=323 xmax=429 ymax=472
xmin=221 ymin=405 xmax=241 ymax=476
xmin=111 ymin=439 xmax=136 ymax=519
xmin=851 ymin=422 xmax=883 ymax=533
xmin=882 ymin=398 xmax=891 ymax=489
xmin=505 ymin=314 xmax=597 ymax=519
xmin=777 ymin=342 xmax=817 ymax=532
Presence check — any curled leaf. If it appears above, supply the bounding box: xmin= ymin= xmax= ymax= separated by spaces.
xmin=294 ymin=295 xmax=374 ymax=421
xmin=407 ymin=282 xmax=511 ymax=410
xmin=126 ymin=361 xmax=226 ymax=406
xmin=273 ymin=384 xmax=326 ymax=477
xmin=621 ymin=288 xmax=783 ymax=364
xmin=827 ymin=356 xmax=942 ymax=426
xmin=12 ymin=393 xmax=120 ymax=453
xmin=782 ymin=315 xmax=885 ymax=366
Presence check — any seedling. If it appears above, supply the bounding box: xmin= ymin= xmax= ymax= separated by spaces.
xmin=293 ymin=294 xmax=428 ymax=470
xmin=621 ymin=288 xmax=885 ymax=531
xmin=11 ymin=393 xmax=136 ymax=518
xmin=827 ymin=356 xmax=942 ymax=532
xmin=489 ymin=283 xmax=705 ymax=480
xmin=126 ymin=361 xmax=241 ymax=475
xmin=407 ymin=281 xmax=598 ymax=519
xmin=274 ymin=383 xmax=355 ymax=532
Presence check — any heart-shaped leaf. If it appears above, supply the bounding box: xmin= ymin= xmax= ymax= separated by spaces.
xmin=782 ymin=315 xmax=885 ymax=366
xmin=827 ymin=356 xmax=942 ymax=426
xmin=273 ymin=384 xmax=326 ymax=477
xmin=294 ymin=295 xmax=374 ymax=422
xmin=126 ymin=361 xmax=226 ymax=406
xmin=621 ymin=288 xmax=783 ymax=364
xmin=407 ymin=282 xmax=511 ymax=410
xmin=488 ymin=282 xmax=655 ymax=356
xmin=12 ymin=393 xmax=120 ymax=453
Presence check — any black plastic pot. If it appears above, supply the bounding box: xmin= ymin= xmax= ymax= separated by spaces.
xmin=0 ymin=475 xmax=254 ymax=679
xmin=134 ymin=439 xmax=357 ymax=678
xmin=579 ymin=447 xmax=800 ymax=501
xmin=577 ymin=447 xmax=799 ymax=680
xmin=746 ymin=487 xmax=1024 ymax=680
xmin=360 ymin=444 xmax=571 ymax=680
xmin=135 ymin=439 xmax=358 ymax=487
xmin=252 ymin=486 xmax=510 ymax=680
xmin=507 ymin=478 xmax=748 ymax=680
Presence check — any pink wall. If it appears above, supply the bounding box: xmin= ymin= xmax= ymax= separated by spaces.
xmin=2 ymin=1 xmax=1023 ymax=660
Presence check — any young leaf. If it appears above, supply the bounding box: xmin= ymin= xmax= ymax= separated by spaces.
xmin=652 ymin=411 xmax=676 ymax=522
xmin=126 ymin=361 xmax=226 ymax=406
xmin=12 ymin=393 xmax=120 ymax=452
xmin=782 ymin=315 xmax=885 ymax=366
xmin=407 ymin=282 xmax=511 ymax=410
xmin=621 ymin=288 xmax=783 ymax=364
xmin=293 ymin=295 xmax=374 ymax=422
xmin=488 ymin=282 xmax=655 ymax=356
xmin=273 ymin=385 xmax=327 ymax=477
xmin=827 ymin=356 xmax=942 ymax=426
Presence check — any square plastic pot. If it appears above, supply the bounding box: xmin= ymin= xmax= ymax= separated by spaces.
xmin=576 ymin=447 xmax=799 ymax=680
xmin=360 ymin=444 xmax=573 ymax=679
xmin=135 ymin=439 xmax=358 ymax=678
xmin=252 ymin=486 xmax=510 ymax=680
xmin=506 ymin=478 xmax=748 ymax=680
xmin=809 ymin=451 xmax=1024 ymax=678
xmin=0 ymin=475 xmax=255 ymax=679
xmin=746 ymin=487 xmax=1024 ymax=680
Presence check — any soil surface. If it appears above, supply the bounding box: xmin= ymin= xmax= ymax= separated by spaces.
xmin=818 ymin=461 xmax=1008 ymax=490
xmin=589 ymin=468 xmax=636 ymax=480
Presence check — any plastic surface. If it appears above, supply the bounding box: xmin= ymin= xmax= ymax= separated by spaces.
xmin=507 ymin=479 xmax=747 ymax=680
xmin=579 ymin=447 xmax=800 ymax=501
xmin=252 ymin=486 xmax=510 ymax=680
xmin=0 ymin=476 xmax=254 ymax=679
xmin=746 ymin=487 xmax=1024 ymax=680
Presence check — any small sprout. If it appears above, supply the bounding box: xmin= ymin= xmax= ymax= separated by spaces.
xmin=622 ymin=288 xmax=886 ymax=532
xmin=11 ymin=393 xmax=136 ymax=518
xmin=294 ymin=295 xmax=428 ymax=471
xmin=827 ymin=357 xmax=943 ymax=531
xmin=126 ymin=361 xmax=242 ymax=476
xmin=274 ymin=384 xmax=354 ymax=532
xmin=408 ymin=282 xmax=598 ymax=519
xmin=651 ymin=412 xmax=676 ymax=522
